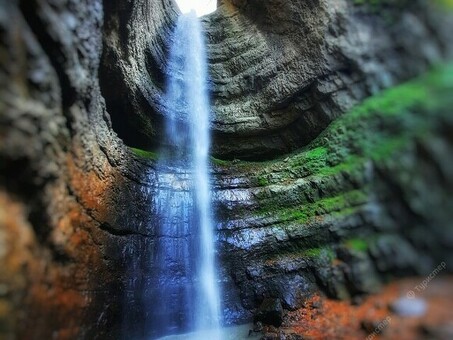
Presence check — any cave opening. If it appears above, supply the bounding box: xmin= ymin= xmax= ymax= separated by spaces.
xmin=173 ymin=0 xmax=217 ymax=17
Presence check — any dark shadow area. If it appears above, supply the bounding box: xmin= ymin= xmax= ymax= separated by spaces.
xmin=99 ymin=0 xmax=168 ymax=151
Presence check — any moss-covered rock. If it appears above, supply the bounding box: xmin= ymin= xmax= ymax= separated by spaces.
xmin=130 ymin=147 xmax=159 ymax=161
xmin=215 ymin=63 xmax=453 ymax=314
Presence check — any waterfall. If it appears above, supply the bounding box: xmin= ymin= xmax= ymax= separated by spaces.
xmin=151 ymin=11 xmax=221 ymax=339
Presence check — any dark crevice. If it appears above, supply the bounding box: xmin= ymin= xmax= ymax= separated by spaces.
xmin=144 ymin=47 xmax=166 ymax=90
xmin=100 ymin=222 xmax=153 ymax=238
xmin=47 ymin=243 xmax=74 ymax=264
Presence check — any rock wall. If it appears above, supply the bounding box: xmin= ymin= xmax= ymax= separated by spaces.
xmin=1 ymin=0 xmax=453 ymax=338
xmin=213 ymin=66 xmax=453 ymax=321
xmin=101 ymin=0 xmax=453 ymax=159
xmin=0 ymin=0 xmax=129 ymax=338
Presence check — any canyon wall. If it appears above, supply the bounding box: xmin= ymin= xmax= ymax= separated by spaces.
xmin=1 ymin=0 xmax=453 ymax=338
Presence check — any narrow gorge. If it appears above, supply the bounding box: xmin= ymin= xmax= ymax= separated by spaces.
xmin=1 ymin=0 xmax=453 ymax=339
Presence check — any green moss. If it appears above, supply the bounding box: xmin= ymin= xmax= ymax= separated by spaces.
xmin=436 ymin=0 xmax=453 ymax=10
xmin=302 ymin=248 xmax=323 ymax=257
xmin=316 ymin=63 xmax=453 ymax=167
xmin=302 ymin=247 xmax=335 ymax=262
xmin=130 ymin=147 xmax=159 ymax=161
xmin=371 ymin=137 xmax=408 ymax=160
xmin=257 ymin=175 xmax=269 ymax=187
xmin=271 ymin=189 xmax=368 ymax=223
xmin=237 ymin=63 xmax=453 ymax=226
xmin=247 ymin=61 xmax=453 ymax=183
xmin=345 ymin=238 xmax=369 ymax=252
xmin=289 ymin=146 xmax=327 ymax=169
xmin=210 ymin=156 xmax=230 ymax=166
xmin=317 ymin=156 xmax=361 ymax=176
xmin=331 ymin=207 xmax=360 ymax=218
xmin=349 ymin=83 xmax=428 ymax=119
xmin=304 ymin=146 xmax=328 ymax=160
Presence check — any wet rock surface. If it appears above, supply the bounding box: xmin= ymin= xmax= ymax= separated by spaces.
xmin=1 ymin=0 xmax=453 ymax=339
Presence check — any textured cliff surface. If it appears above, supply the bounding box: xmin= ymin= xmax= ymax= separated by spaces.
xmin=213 ymin=65 xmax=453 ymax=321
xmin=1 ymin=0 xmax=453 ymax=339
xmin=101 ymin=0 xmax=453 ymax=159
xmin=0 ymin=0 xmax=130 ymax=338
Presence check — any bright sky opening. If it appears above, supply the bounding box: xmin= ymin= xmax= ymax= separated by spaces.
xmin=174 ymin=0 xmax=217 ymax=17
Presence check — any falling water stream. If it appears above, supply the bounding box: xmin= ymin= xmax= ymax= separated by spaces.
xmin=152 ymin=11 xmax=221 ymax=339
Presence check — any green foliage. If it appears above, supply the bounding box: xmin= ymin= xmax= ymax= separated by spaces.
xmin=130 ymin=147 xmax=159 ymax=161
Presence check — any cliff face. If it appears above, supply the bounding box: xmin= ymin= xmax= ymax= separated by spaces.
xmin=0 ymin=0 xmax=453 ymax=338
xmin=214 ymin=67 xmax=453 ymax=321
xmin=101 ymin=0 xmax=453 ymax=159
xmin=0 ymin=0 xmax=120 ymax=338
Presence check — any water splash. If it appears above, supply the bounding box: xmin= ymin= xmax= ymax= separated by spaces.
xmin=152 ymin=11 xmax=221 ymax=338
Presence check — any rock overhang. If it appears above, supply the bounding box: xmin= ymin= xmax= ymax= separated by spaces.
xmin=100 ymin=0 xmax=453 ymax=161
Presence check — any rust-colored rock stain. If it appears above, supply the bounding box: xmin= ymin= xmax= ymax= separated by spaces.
xmin=281 ymin=277 xmax=453 ymax=340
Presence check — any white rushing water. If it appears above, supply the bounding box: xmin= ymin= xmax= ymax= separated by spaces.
xmin=155 ymin=11 xmax=221 ymax=338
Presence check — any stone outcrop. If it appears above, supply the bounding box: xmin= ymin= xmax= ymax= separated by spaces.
xmin=1 ymin=0 xmax=453 ymax=339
